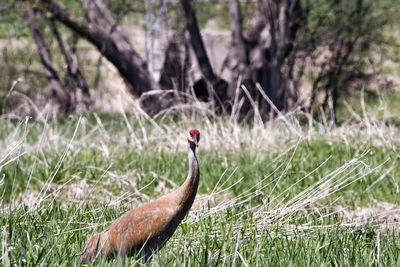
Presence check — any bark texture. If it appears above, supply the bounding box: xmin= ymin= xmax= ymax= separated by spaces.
xmin=181 ymin=0 xmax=228 ymax=110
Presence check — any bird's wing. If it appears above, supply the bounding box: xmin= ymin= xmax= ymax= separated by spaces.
xmin=106 ymin=198 xmax=178 ymax=249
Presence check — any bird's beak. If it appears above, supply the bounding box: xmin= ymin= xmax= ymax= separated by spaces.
xmin=194 ymin=136 xmax=199 ymax=147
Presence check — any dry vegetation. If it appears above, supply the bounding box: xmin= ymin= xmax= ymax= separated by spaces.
xmin=0 ymin=96 xmax=399 ymax=265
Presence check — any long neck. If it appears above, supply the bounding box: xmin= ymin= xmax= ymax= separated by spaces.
xmin=177 ymin=142 xmax=200 ymax=211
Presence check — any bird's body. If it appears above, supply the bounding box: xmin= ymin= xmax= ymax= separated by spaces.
xmin=80 ymin=129 xmax=200 ymax=263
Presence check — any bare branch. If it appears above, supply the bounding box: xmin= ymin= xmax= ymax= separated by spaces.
xmin=46 ymin=17 xmax=91 ymax=107
xmin=39 ymin=0 xmax=159 ymax=96
xmin=27 ymin=9 xmax=72 ymax=111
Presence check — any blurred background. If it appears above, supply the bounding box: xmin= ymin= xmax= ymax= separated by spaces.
xmin=0 ymin=0 xmax=398 ymax=122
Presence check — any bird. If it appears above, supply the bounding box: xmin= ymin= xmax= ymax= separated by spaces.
xmin=80 ymin=129 xmax=201 ymax=264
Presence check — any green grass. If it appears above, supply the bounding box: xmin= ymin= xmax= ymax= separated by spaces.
xmin=0 ymin=114 xmax=400 ymax=266
xmin=2 ymin=202 xmax=399 ymax=266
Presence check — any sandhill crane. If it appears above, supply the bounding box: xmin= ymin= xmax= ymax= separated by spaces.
xmin=80 ymin=129 xmax=201 ymax=264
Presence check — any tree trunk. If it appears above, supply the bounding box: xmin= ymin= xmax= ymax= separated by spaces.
xmin=27 ymin=10 xmax=72 ymax=112
xmin=227 ymin=0 xmax=256 ymax=116
xmin=47 ymin=17 xmax=92 ymax=108
xmin=228 ymin=0 xmax=248 ymax=74
xmin=246 ymin=0 xmax=303 ymax=113
xmin=180 ymin=0 xmax=228 ymax=110
xmin=159 ymin=34 xmax=190 ymax=92
xmin=226 ymin=0 xmax=304 ymax=116
xmin=40 ymin=0 xmax=158 ymax=97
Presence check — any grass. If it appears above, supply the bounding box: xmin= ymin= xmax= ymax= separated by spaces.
xmin=0 ymin=106 xmax=399 ymax=266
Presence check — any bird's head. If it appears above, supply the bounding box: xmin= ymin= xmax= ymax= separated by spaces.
xmin=188 ymin=129 xmax=200 ymax=147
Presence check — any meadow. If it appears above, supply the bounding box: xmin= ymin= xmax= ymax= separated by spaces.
xmin=0 ymin=0 xmax=399 ymax=265
xmin=0 ymin=98 xmax=399 ymax=266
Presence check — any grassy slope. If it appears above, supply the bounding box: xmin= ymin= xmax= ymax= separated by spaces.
xmin=0 ymin=112 xmax=399 ymax=266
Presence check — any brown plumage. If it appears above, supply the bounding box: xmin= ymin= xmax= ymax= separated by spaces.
xmin=80 ymin=129 xmax=201 ymax=263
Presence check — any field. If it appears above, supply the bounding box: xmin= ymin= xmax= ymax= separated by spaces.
xmin=0 ymin=0 xmax=399 ymax=265
xmin=0 ymin=99 xmax=399 ymax=266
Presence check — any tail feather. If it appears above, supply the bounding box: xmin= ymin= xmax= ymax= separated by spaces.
xmin=79 ymin=233 xmax=102 ymax=264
